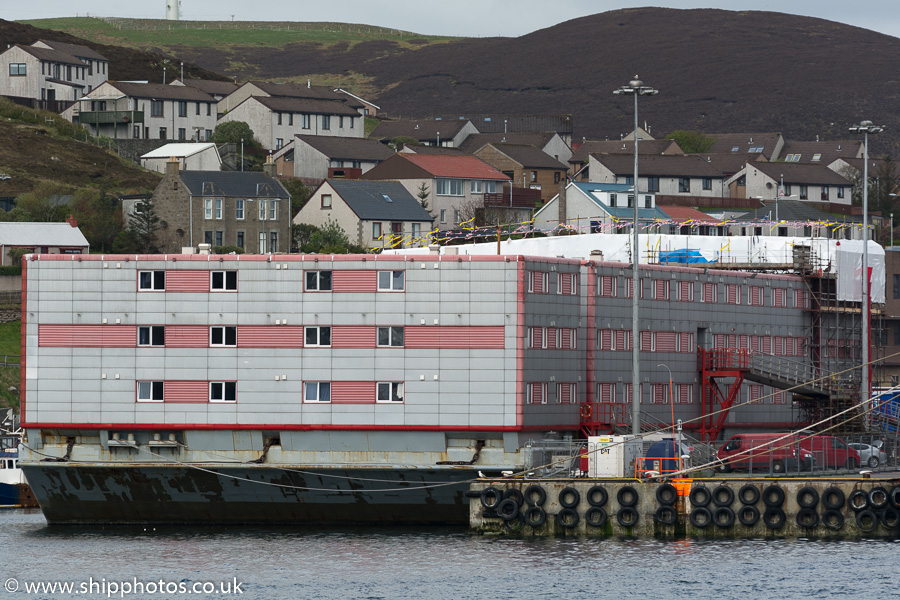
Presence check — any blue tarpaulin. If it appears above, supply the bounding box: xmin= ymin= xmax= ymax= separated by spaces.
xmin=659 ymin=249 xmax=717 ymax=263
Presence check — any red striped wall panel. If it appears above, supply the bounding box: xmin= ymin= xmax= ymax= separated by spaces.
xmin=331 ymin=381 xmax=376 ymax=404
xmin=165 ymin=325 xmax=209 ymax=348
xmin=165 ymin=271 xmax=210 ymax=293
xmin=332 ymin=271 xmax=377 ymax=293
xmin=164 ymin=380 xmax=209 ymax=403
xmin=38 ymin=324 xmax=136 ymax=347
xmin=332 ymin=325 xmax=376 ymax=348
xmin=238 ymin=326 xmax=303 ymax=348
xmin=405 ymin=326 xmax=505 ymax=349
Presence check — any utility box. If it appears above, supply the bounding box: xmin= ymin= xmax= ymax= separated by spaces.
xmin=587 ymin=435 xmax=642 ymax=478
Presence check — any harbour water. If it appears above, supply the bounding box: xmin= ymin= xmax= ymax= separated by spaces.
xmin=2 ymin=509 xmax=897 ymax=599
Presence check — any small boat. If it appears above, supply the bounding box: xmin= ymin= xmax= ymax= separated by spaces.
xmin=0 ymin=435 xmax=38 ymax=508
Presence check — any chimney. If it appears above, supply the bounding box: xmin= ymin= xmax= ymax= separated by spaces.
xmin=65 ymin=215 xmax=78 ymax=228
xmin=262 ymin=154 xmax=276 ymax=178
xmin=166 ymin=156 xmax=179 ymax=177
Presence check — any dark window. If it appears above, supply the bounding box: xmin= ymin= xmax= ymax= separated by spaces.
xmin=306 ymin=271 xmax=332 ymax=291
xmin=236 ymin=232 xmax=244 ymax=249
xmin=647 ymin=176 xmax=659 ymax=192
xmin=138 ymin=325 xmax=165 ymax=346
xmin=322 ymin=115 xmax=331 ymax=130
xmin=9 ymin=63 xmax=26 ymax=76
xmin=210 ymin=326 xmax=237 ymax=346
xmin=377 ymin=326 xmax=404 ymax=347
xmin=159 ymin=127 xmax=167 ymax=140
xmin=305 ymin=326 xmax=331 ymax=347
xmin=678 ymin=177 xmax=690 ymax=193
xmin=215 ymin=231 xmax=223 ymax=246
xmin=211 ymin=270 xmax=238 ymax=291
xmin=893 ymin=274 xmax=900 ymax=299
xmin=210 ymin=381 xmax=236 ymax=402
xmin=702 ymin=177 xmax=712 ymax=190
xmin=151 ymin=100 xmax=164 ymax=117
xmin=139 ymin=271 xmax=165 ymax=291
xmin=178 ymin=101 xmax=187 ymax=117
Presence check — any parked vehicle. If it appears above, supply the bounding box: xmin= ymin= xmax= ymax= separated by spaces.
xmin=716 ymin=432 xmax=813 ymax=473
xmin=638 ymin=438 xmax=693 ymax=477
xmin=799 ymin=435 xmax=860 ymax=469
xmin=848 ymin=442 xmax=887 ymax=468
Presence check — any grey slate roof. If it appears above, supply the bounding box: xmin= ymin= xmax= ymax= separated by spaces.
xmin=248 ymin=81 xmax=360 ymax=106
xmin=487 ymin=143 xmax=568 ymax=169
xmin=177 ymin=79 xmax=240 ymax=97
xmin=750 ymin=162 xmax=851 ymax=186
xmin=178 ymin=171 xmax=290 ymax=198
xmin=591 ymin=154 xmax=724 ymax=177
xmin=458 ymin=132 xmax=556 ymax=154
xmin=295 ymin=135 xmax=395 ymax=161
xmin=370 ymin=120 xmax=471 ymax=141
xmin=570 ymin=139 xmax=682 ymax=164
xmin=107 ymin=82 xmax=216 ymax=102
xmin=779 ymin=140 xmax=862 ymax=164
xmin=0 ymin=222 xmax=89 ymax=247
xmin=327 ymin=180 xmax=433 ymax=222
xmin=252 ymin=96 xmax=360 ymax=116
xmin=17 ymin=45 xmax=84 ymax=66
xmin=36 ymin=40 xmax=107 ymax=62
xmin=738 ymin=199 xmax=855 ymax=222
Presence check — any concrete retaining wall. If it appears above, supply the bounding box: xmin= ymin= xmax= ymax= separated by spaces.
xmin=470 ymin=478 xmax=900 ymax=539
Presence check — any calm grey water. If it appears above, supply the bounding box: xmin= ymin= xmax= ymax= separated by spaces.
xmin=2 ymin=509 xmax=897 ymax=600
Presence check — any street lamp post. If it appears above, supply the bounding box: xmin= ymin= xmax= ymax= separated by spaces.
xmin=849 ymin=120 xmax=884 ymax=407
xmin=614 ymin=76 xmax=658 ymax=436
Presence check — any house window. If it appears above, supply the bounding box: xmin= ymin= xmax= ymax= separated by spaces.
xmin=678 ymin=177 xmax=690 ymax=193
xmin=178 ymin=101 xmax=187 ymax=117
xmin=609 ymin=193 xmax=617 ymax=206
xmin=702 ymin=177 xmax=712 ymax=190
xmin=349 ymin=117 xmax=354 ymax=128
xmin=9 ymin=63 xmax=26 ymax=76
xmin=259 ymin=199 xmax=267 ymax=220
xmin=305 ymin=326 xmax=331 ymax=347
xmin=321 ymin=194 xmax=332 ymax=209
xmin=557 ymin=272 xmax=577 ymax=295
xmin=269 ymin=232 xmax=278 ymax=253
xmin=177 ymin=128 xmax=186 ymax=141
xmin=339 ymin=116 xmax=344 ymax=128
xmin=529 ymin=271 xmax=550 ymax=294
xmin=137 ymin=381 xmax=164 ymax=402
xmin=204 ymin=198 xmax=213 ymax=219
xmin=485 ymin=181 xmax=497 ymax=193
xmin=531 ymin=171 xmax=537 ymax=182
xmin=259 ymin=232 xmax=267 ymax=254
xmin=133 ymin=125 xmax=140 ymax=138
xmin=377 ymin=382 xmax=404 ymax=403
xmin=207 ymin=104 xmax=212 ymax=116
xmin=210 ymin=326 xmax=237 ymax=347
xmin=289 ymin=113 xmax=293 ymax=126
xmin=138 ymin=270 xmax=165 ymax=291
xmin=412 ymin=223 xmax=421 ymax=240
xmin=440 ymin=209 xmax=446 ymax=223
xmin=210 ymin=381 xmax=236 ymax=402
xmin=215 ymin=198 xmax=222 ymax=219
xmin=378 ymin=270 xmax=404 ymax=291
xmin=372 ymin=222 xmax=382 ymax=240
xmin=647 ymin=176 xmax=659 ymax=192
xmin=196 ymin=102 xmax=201 ymax=115
xmin=205 ymin=231 xmax=213 ymax=245
xmin=159 ymin=127 xmax=167 ymax=139
xmin=304 ymin=381 xmax=331 ymax=403
xmin=151 ymin=100 xmax=164 ymax=117
xmin=838 ymin=187 xmax=845 ymax=199
xmin=269 ymin=201 xmax=277 ymax=221
xmin=470 ymin=180 xmax=483 ymax=194
xmin=236 ymin=199 xmax=245 ymax=220
xmin=436 ymin=179 xmax=464 ymax=196
xmin=799 ymin=185 xmax=808 ymax=200
xmin=526 ymin=382 xmax=548 ymax=405
xmin=322 ymin=115 xmax=331 ymax=130
xmin=554 ymin=171 xmax=561 ymax=184
xmin=277 ymin=112 xmax=283 ymax=125
xmin=302 ymin=114 xmax=310 ymax=129
xmin=377 ymin=326 xmax=404 ymax=347
xmin=211 ymin=270 xmax=237 ymax=291
xmin=644 ymin=195 xmax=652 ymax=208
xmin=236 ymin=232 xmax=244 ymax=249
xmin=275 ymin=138 xmax=283 ymax=150
xmin=138 ymin=326 xmax=165 ymax=347
xmin=821 ymin=186 xmax=829 ymax=200
xmin=305 ymin=271 xmax=332 ymax=291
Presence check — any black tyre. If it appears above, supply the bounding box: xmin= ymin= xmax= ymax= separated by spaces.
xmin=822 ymin=486 xmax=845 ymax=511
xmin=797 ymin=486 xmax=819 ymax=509
xmin=848 ymin=489 xmax=869 ymax=512
xmin=655 ymin=505 xmax=677 ymax=526
xmin=880 ymin=507 xmax=900 ymax=529
xmin=855 ymin=509 xmax=878 ymax=533
xmin=772 ymin=459 xmax=785 ymax=473
xmin=503 ymin=488 xmax=525 ymax=507
xmin=712 ymin=485 xmax=735 ymax=507
xmin=523 ymin=506 xmax=546 ymax=527
xmin=656 ymin=483 xmax=678 ymax=506
xmin=796 ymin=507 xmax=819 ymax=529
xmin=504 ymin=514 xmax=525 ymax=532
xmin=738 ymin=505 xmax=760 ymax=527
xmin=480 ymin=487 xmax=504 ymax=509
xmin=822 ymin=509 xmax=844 ymax=530
xmin=559 ymin=487 xmax=581 ymax=509
xmin=617 ymin=485 xmax=639 ymax=508
xmin=689 ymin=485 xmax=712 ymax=508
xmin=555 ymin=508 xmax=579 ymax=529
xmin=496 ymin=498 xmax=520 ymax=521
xmin=889 ymin=486 xmax=900 ymax=509
xmin=524 ymin=484 xmax=547 ymax=507
xmin=689 ymin=507 xmax=712 ymax=529
xmin=763 ymin=507 xmax=786 ymax=530
xmin=868 ymin=456 xmax=880 ymax=468
xmin=616 ymin=507 xmax=639 ymax=528
xmin=713 ymin=506 xmax=735 ymax=528
xmin=715 ymin=461 xmax=733 ymax=473
xmin=585 ymin=506 xmax=608 ymax=528
xmin=587 ymin=485 xmax=608 ymax=508
xmin=868 ymin=487 xmax=889 ymax=510
xmin=762 ymin=485 xmax=785 ymax=508
xmin=738 ymin=484 xmax=760 ymax=506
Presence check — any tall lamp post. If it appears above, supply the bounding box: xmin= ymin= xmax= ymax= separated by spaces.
xmin=849 ymin=120 xmax=884 ymax=406
xmin=614 ymin=75 xmax=658 ymax=435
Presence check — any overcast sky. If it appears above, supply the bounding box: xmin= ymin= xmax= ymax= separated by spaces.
xmin=4 ymin=0 xmax=900 ymax=39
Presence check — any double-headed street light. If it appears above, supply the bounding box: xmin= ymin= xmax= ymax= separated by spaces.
xmin=848 ymin=120 xmax=884 ymax=406
xmin=614 ymin=76 xmax=658 ymax=435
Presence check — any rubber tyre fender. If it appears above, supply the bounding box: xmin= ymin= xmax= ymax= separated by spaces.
xmin=713 ymin=506 xmax=736 ymax=528
xmin=587 ymin=485 xmax=608 ymax=508
xmin=655 ymin=505 xmax=677 ymax=526
xmin=523 ymin=506 xmax=547 ymax=528
xmin=496 ymin=498 xmax=520 ymax=521
xmin=616 ymin=506 xmax=639 ymax=528
xmin=822 ymin=509 xmax=844 ymax=530
xmin=689 ymin=485 xmax=712 ymax=508
xmin=880 ymin=507 xmax=900 ymax=529
xmin=617 ymin=485 xmax=639 ymax=508
xmin=796 ymin=486 xmax=819 ymax=509
xmin=763 ymin=507 xmax=786 ymax=530
xmin=855 ymin=509 xmax=878 ymax=533
xmin=480 ymin=486 xmax=504 ymax=510
xmin=868 ymin=486 xmax=889 ymax=510
xmin=524 ymin=484 xmax=547 ymax=507
xmin=848 ymin=489 xmax=869 ymax=512
xmin=762 ymin=485 xmax=785 ymax=508
xmin=503 ymin=488 xmax=525 ymax=507
xmin=656 ymin=483 xmax=678 ymax=506
xmin=555 ymin=507 xmax=579 ymax=529
xmin=712 ymin=485 xmax=735 ymax=507
xmin=559 ymin=486 xmax=581 ymax=509
xmin=738 ymin=484 xmax=760 ymax=506
xmin=738 ymin=505 xmax=760 ymax=527
xmin=889 ymin=486 xmax=900 ymax=510
xmin=585 ymin=506 xmax=608 ymax=528
xmin=822 ymin=487 xmax=845 ymax=511
xmin=689 ymin=507 xmax=712 ymax=529
xmin=796 ymin=507 xmax=819 ymax=529
xmin=504 ymin=514 xmax=526 ymax=532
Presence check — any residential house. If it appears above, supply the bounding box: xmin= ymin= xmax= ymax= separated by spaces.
xmin=294 ymin=179 xmax=434 ymax=250
xmin=140 ymin=142 xmax=222 ymax=173
xmin=333 ymin=88 xmax=380 ymax=116
xmin=568 ymin=139 xmax=683 ymax=179
xmin=62 ymin=81 xmax=218 ymax=141
xmin=705 ymin=132 xmax=785 ymax=161
xmin=780 ymin=139 xmax=863 ymax=164
xmin=532 ymin=182 xmax=663 ymax=234
xmin=359 ymin=153 xmax=512 ymax=229
xmin=148 ymin=158 xmax=291 ymax=253
xmin=272 ymin=135 xmax=394 ymax=182
xmin=657 ymin=206 xmax=723 ymax=235
xmin=171 ymin=78 xmax=240 ymax=105
xmin=431 ymin=113 xmax=574 ymax=146
xmin=218 ymin=96 xmax=363 ymax=151
xmin=458 ymin=132 xmax=573 ymax=164
xmin=734 ymin=199 xmax=863 ymax=239
xmin=588 ymin=154 xmax=727 ymax=198
xmin=0 ymin=41 xmax=108 ymax=106
xmin=0 ymin=219 xmax=89 ymax=265
xmin=369 ymin=119 xmax=478 ymax=148
xmin=219 ymin=80 xmax=366 ymax=115
xmin=726 ymin=162 xmax=852 ymax=206
xmin=473 ymin=143 xmax=569 ymax=205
